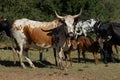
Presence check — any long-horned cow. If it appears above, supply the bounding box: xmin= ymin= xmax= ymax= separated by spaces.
xmin=9 ymin=9 xmax=82 ymax=69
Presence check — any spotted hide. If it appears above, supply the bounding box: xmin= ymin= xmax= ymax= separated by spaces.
xmin=10 ymin=10 xmax=82 ymax=69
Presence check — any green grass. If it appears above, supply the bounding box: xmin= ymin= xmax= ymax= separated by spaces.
xmin=0 ymin=48 xmax=120 ymax=80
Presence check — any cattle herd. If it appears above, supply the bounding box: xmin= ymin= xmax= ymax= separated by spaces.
xmin=0 ymin=8 xmax=120 ymax=70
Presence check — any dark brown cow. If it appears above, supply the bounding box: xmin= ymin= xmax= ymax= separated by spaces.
xmin=64 ymin=36 xmax=99 ymax=66
xmin=77 ymin=36 xmax=99 ymax=64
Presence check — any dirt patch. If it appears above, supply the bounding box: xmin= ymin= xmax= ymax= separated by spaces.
xmin=0 ymin=63 xmax=120 ymax=80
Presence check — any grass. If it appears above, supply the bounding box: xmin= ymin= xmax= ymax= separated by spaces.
xmin=0 ymin=47 xmax=120 ymax=80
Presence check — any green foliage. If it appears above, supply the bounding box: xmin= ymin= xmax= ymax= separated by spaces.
xmin=0 ymin=0 xmax=120 ymax=42
xmin=0 ymin=0 xmax=119 ymax=21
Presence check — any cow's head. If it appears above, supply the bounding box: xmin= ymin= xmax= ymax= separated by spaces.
xmin=0 ymin=18 xmax=12 ymax=37
xmin=55 ymin=9 xmax=82 ymax=37
xmin=0 ymin=18 xmax=7 ymax=31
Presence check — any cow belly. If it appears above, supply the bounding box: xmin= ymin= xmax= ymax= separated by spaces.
xmin=31 ymin=35 xmax=52 ymax=48
xmin=30 ymin=43 xmax=52 ymax=49
xmin=36 ymin=43 xmax=52 ymax=48
xmin=25 ymin=27 xmax=53 ymax=48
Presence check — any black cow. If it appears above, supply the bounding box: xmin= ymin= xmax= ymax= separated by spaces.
xmin=94 ymin=21 xmax=120 ymax=63
xmin=0 ymin=18 xmax=12 ymax=37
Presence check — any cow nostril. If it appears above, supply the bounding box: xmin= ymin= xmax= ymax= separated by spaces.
xmin=68 ymin=32 xmax=74 ymax=37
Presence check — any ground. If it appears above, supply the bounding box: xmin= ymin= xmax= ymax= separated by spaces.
xmin=0 ymin=62 xmax=120 ymax=80
xmin=0 ymin=46 xmax=120 ymax=80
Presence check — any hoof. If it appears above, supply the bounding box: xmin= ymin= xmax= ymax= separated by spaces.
xmin=31 ymin=64 xmax=36 ymax=69
xmin=21 ymin=63 xmax=26 ymax=69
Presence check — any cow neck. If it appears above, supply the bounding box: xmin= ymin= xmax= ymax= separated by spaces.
xmin=63 ymin=25 xmax=71 ymax=48
xmin=62 ymin=24 xmax=68 ymax=39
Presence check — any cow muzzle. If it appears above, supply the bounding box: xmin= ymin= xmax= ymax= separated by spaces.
xmin=68 ymin=32 xmax=74 ymax=37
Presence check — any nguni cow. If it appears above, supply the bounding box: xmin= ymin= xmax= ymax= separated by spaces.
xmin=94 ymin=21 xmax=120 ymax=64
xmin=9 ymin=10 xmax=82 ymax=69
xmin=74 ymin=18 xmax=100 ymax=38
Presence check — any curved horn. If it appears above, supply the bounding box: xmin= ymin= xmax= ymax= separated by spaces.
xmin=55 ymin=11 xmax=64 ymax=19
xmin=73 ymin=8 xmax=82 ymax=18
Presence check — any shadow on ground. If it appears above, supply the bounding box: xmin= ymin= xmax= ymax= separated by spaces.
xmin=72 ymin=57 xmax=120 ymax=63
xmin=0 ymin=60 xmax=55 ymax=68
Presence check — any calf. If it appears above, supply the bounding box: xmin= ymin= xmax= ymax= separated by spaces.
xmin=64 ymin=36 xmax=99 ymax=66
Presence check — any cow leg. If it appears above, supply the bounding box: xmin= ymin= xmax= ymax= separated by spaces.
xmin=58 ymin=48 xmax=65 ymax=69
xmin=93 ymin=52 xmax=98 ymax=64
xmin=11 ymin=47 xmax=17 ymax=64
xmin=109 ymin=53 xmax=115 ymax=63
xmin=39 ymin=50 xmax=43 ymax=62
xmin=103 ymin=50 xmax=108 ymax=64
xmin=77 ymin=46 xmax=81 ymax=63
xmin=109 ymin=46 xmax=115 ymax=63
xmin=103 ymin=43 xmax=114 ymax=63
xmin=102 ymin=42 xmax=108 ymax=64
xmin=68 ymin=51 xmax=72 ymax=67
xmin=114 ymin=45 xmax=118 ymax=53
xmin=82 ymin=51 xmax=86 ymax=63
xmin=23 ymin=49 xmax=35 ymax=69
xmin=18 ymin=53 xmax=25 ymax=68
xmin=53 ymin=48 xmax=58 ymax=66
xmin=100 ymin=49 xmax=106 ymax=63
xmin=100 ymin=49 xmax=104 ymax=62
xmin=64 ymin=50 xmax=72 ymax=68
xmin=64 ymin=51 xmax=68 ymax=68
xmin=17 ymin=45 xmax=26 ymax=69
